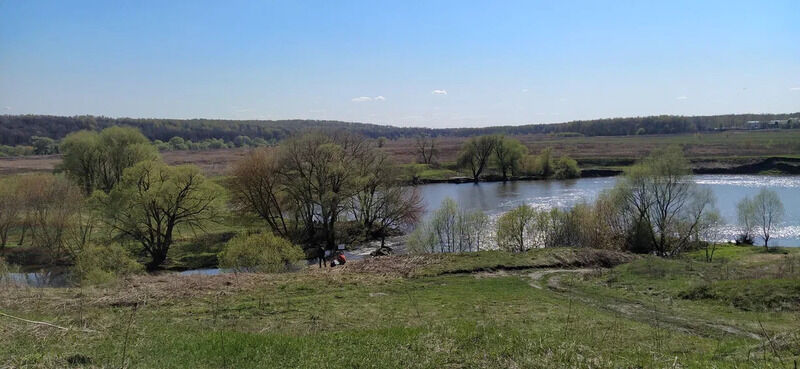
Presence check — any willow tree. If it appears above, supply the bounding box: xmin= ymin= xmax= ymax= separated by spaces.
xmin=458 ymin=135 xmax=499 ymax=182
xmin=229 ymin=131 xmax=422 ymax=250
xmin=60 ymin=126 xmax=158 ymax=194
xmin=616 ymin=146 xmax=718 ymax=256
xmin=493 ymin=136 xmax=526 ymax=180
xmin=99 ymin=160 xmax=223 ymax=270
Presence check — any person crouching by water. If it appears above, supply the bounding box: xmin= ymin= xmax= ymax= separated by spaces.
xmin=330 ymin=251 xmax=346 ymax=267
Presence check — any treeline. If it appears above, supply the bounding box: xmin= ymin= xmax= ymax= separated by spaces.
xmin=0 ymin=126 xmax=421 ymax=280
xmin=2 ymin=112 xmax=799 ymax=147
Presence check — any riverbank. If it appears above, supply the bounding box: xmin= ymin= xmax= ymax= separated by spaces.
xmin=2 ymin=246 xmax=798 ymax=368
xmin=409 ymin=156 xmax=800 ymax=184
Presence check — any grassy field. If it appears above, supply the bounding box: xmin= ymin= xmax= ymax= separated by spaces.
xmin=2 ymin=246 xmax=799 ymax=368
xmin=2 ymin=130 xmax=799 ymax=177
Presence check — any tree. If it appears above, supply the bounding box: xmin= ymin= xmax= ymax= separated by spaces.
xmin=31 ymin=136 xmax=58 ymax=155
xmin=229 ymin=148 xmax=297 ymax=240
xmin=750 ymin=188 xmax=784 ymax=249
xmin=736 ymin=196 xmax=757 ymax=245
xmin=553 ymin=156 xmax=580 ymax=179
xmin=98 ymin=160 xmax=223 ymax=270
xmin=406 ymin=198 xmax=487 ymax=254
xmin=493 ymin=136 xmax=526 ymax=180
xmin=414 ymin=135 xmax=438 ymax=164
xmin=457 ymin=135 xmax=498 ymax=183
xmin=537 ymin=148 xmax=553 ymax=177
xmin=349 ymin=148 xmax=423 ymax=244
xmin=0 ymin=177 xmax=22 ymax=249
xmin=496 ymin=204 xmax=538 ymax=252
xmin=16 ymin=174 xmax=86 ymax=260
xmin=218 ymin=232 xmax=304 ymax=273
xmin=616 ymin=146 xmax=718 ymax=256
xmin=229 ymin=131 xmax=420 ymax=251
xmin=60 ymin=126 xmax=158 ymax=194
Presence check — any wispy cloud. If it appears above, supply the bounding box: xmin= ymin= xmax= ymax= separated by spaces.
xmin=431 ymin=89 xmax=448 ymax=95
xmin=676 ymin=96 xmax=688 ymax=100
xmin=521 ymin=88 xmax=529 ymax=93
xmin=351 ymin=95 xmax=386 ymax=103
xmin=790 ymin=87 xmax=800 ymax=91
xmin=2 ymin=106 xmax=10 ymax=112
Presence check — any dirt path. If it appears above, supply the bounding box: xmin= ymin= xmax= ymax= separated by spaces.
xmin=525 ymin=269 xmax=763 ymax=341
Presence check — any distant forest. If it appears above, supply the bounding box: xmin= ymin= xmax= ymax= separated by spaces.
xmin=1 ymin=113 xmax=799 ymax=146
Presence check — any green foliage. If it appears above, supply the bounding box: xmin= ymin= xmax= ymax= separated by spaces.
xmin=496 ymin=205 xmax=537 ymax=252
xmin=30 ymin=136 xmax=58 ymax=155
xmin=59 ymin=126 xmax=158 ymax=194
xmin=73 ymin=243 xmax=143 ymax=285
xmin=492 ymin=136 xmax=526 ymax=179
xmin=99 ymin=160 xmax=224 ymax=269
xmin=218 ymin=232 xmax=304 ymax=273
xmin=553 ymin=156 xmax=580 ymax=179
xmin=409 ymin=198 xmax=489 ymax=253
xmin=457 ymin=135 xmax=498 ymax=181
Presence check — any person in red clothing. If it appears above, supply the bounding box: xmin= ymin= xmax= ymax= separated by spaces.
xmin=336 ymin=252 xmax=346 ymax=265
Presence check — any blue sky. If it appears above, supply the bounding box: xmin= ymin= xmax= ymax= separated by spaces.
xmin=1 ymin=1 xmax=798 ymax=128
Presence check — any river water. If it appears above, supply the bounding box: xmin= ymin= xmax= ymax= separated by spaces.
xmin=416 ymin=175 xmax=800 ymax=246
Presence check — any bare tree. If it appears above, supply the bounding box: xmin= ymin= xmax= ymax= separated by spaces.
xmin=414 ymin=135 xmax=438 ymax=164
xmin=751 ymin=188 xmax=784 ymax=249
xmin=0 ymin=177 xmax=23 ymax=249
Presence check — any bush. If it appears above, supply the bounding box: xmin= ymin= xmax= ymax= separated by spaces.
xmin=73 ymin=243 xmax=144 ymax=285
xmin=553 ymin=156 xmax=580 ymax=179
xmin=218 ymin=232 xmax=304 ymax=273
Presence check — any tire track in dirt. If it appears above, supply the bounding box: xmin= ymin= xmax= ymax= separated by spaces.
xmin=526 ymin=269 xmax=762 ymax=341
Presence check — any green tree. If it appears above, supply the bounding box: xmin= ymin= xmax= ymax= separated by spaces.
xmin=60 ymin=126 xmax=158 ymax=194
xmin=31 ymin=136 xmax=58 ymax=155
xmin=218 ymin=232 xmax=304 ymax=273
xmin=496 ymin=204 xmax=537 ymax=252
xmin=553 ymin=156 xmax=580 ymax=179
xmin=168 ymin=136 xmax=188 ymax=150
xmin=457 ymin=135 xmax=498 ymax=182
xmin=493 ymin=136 xmax=526 ymax=180
xmin=615 ymin=146 xmax=718 ymax=256
xmin=98 ymin=160 xmax=223 ymax=270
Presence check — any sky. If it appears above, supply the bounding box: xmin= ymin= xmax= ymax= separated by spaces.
xmin=1 ymin=1 xmax=798 ymax=128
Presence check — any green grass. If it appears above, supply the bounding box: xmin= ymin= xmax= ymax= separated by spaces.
xmin=3 ymin=247 xmax=799 ymax=368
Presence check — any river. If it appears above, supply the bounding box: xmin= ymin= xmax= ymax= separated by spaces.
xmin=7 ymin=174 xmax=798 ymax=287
xmin=416 ymin=174 xmax=800 ymax=246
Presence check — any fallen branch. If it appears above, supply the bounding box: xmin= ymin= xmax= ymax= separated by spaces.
xmin=0 ymin=310 xmax=97 ymax=333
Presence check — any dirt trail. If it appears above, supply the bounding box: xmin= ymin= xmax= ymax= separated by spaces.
xmin=525 ymin=269 xmax=763 ymax=341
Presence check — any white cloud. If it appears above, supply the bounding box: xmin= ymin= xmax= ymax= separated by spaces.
xmin=431 ymin=89 xmax=448 ymax=95
xmin=790 ymin=87 xmax=800 ymax=91
xmin=676 ymin=96 xmax=688 ymax=100
xmin=521 ymin=88 xmax=529 ymax=93
xmin=351 ymin=95 xmax=386 ymax=103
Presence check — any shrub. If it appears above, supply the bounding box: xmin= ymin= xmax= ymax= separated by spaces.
xmin=218 ymin=232 xmax=304 ymax=273
xmin=73 ymin=243 xmax=144 ymax=285
xmin=553 ymin=156 xmax=580 ymax=179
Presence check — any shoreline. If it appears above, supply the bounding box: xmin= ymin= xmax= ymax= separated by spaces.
xmin=412 ymin=156 xmax=800 ymax=185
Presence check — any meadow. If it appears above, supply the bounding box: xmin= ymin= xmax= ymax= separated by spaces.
xmin=2 ymin=245 xmax=799 ymax=368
